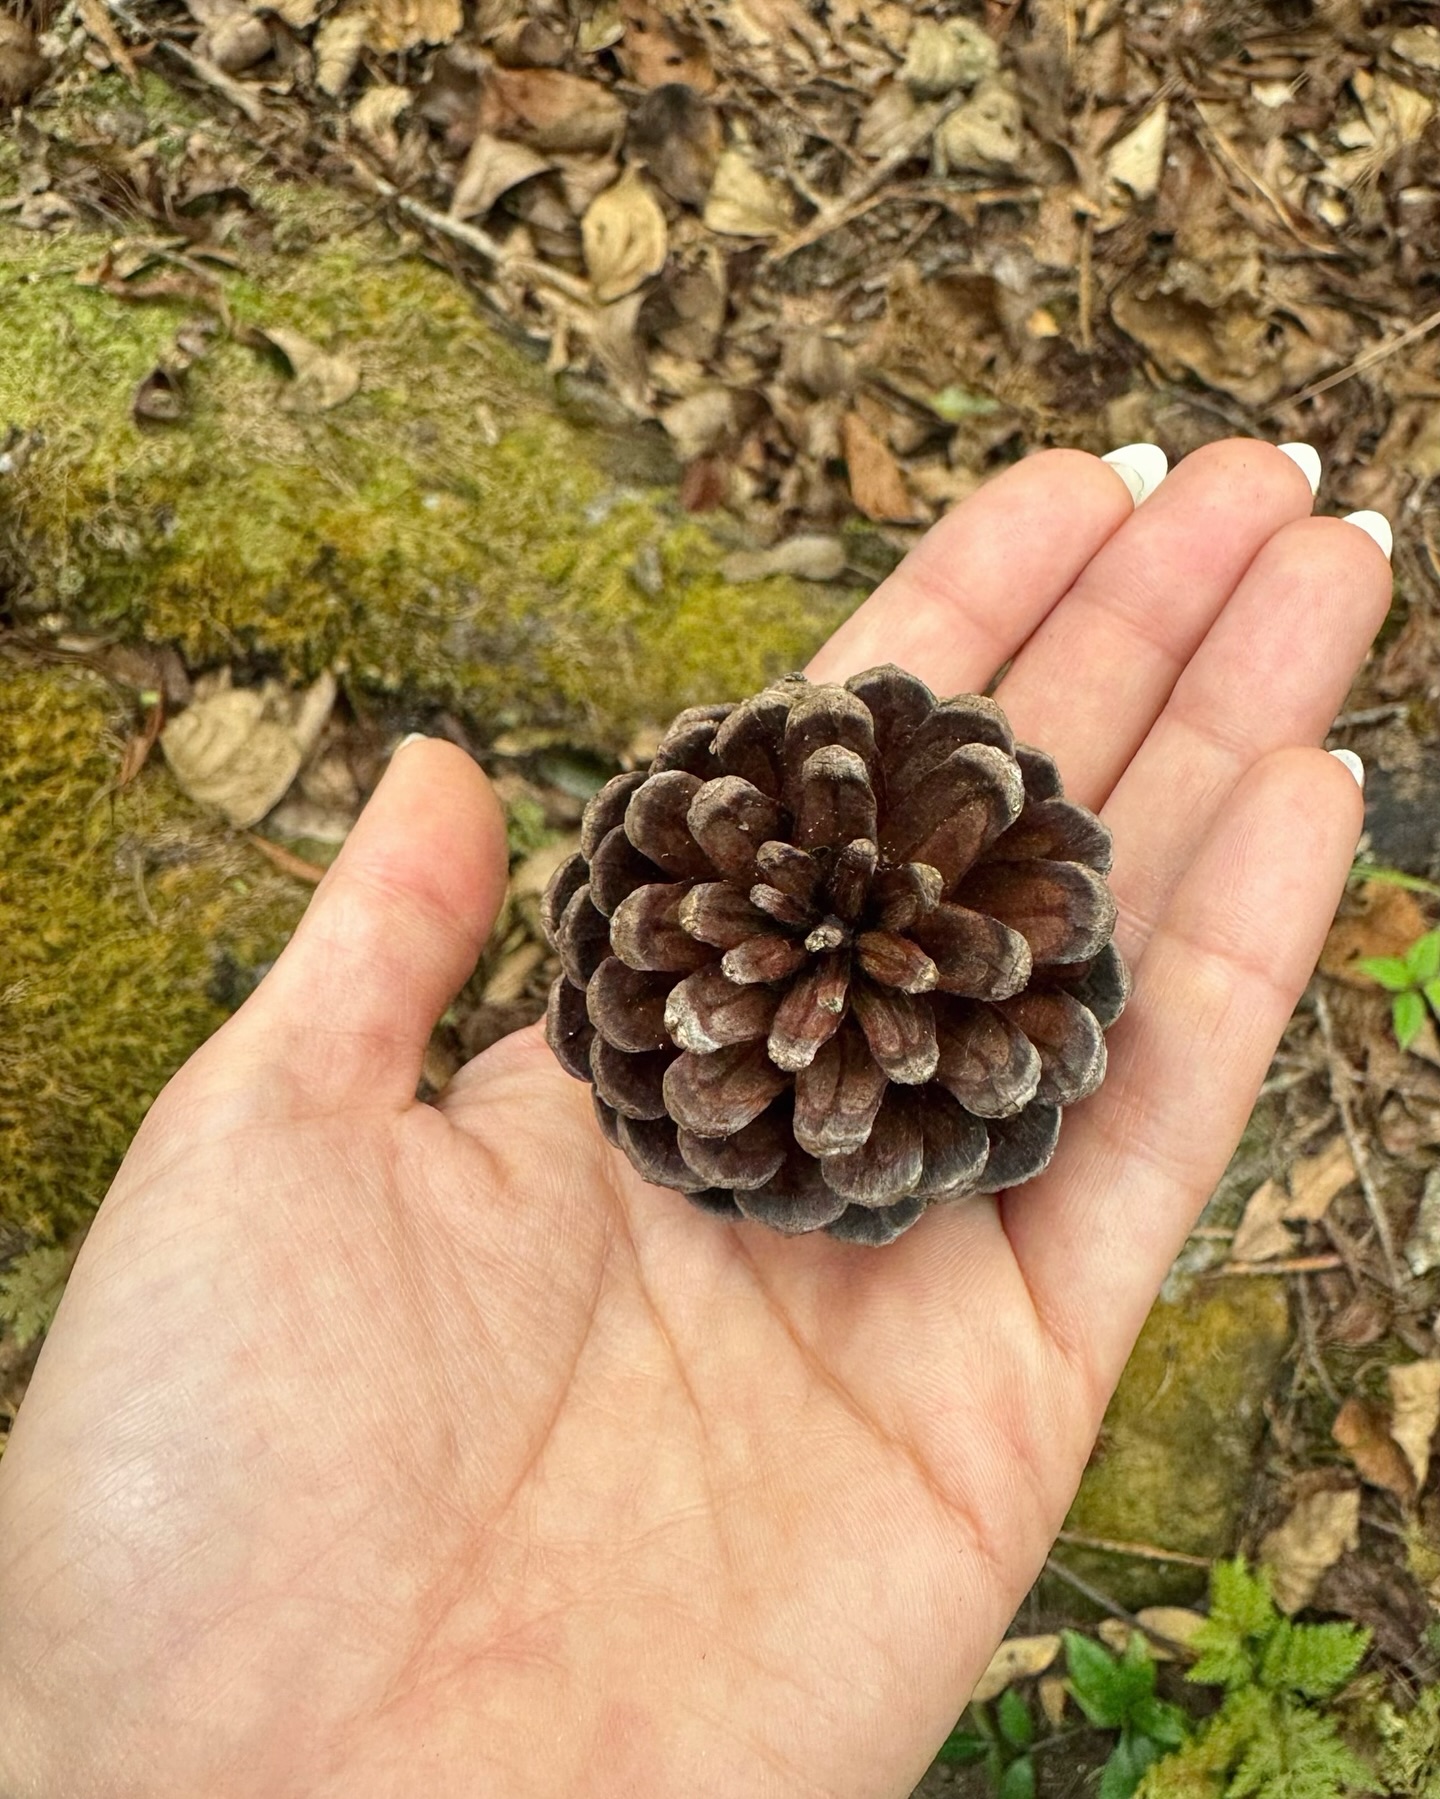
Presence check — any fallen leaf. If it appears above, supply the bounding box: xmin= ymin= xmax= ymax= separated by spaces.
xmin=1388 ymin=1361 xmax=1440 ymax=1492
xmin=722 ymin=535 xmax=848 ymax=583
xmin=483 ymin=939 xmax=546 ymax=1005
xmin=162 ymin=671 xmax=337 ymax=829
xmin=1285 ymin=1137 xmax=1357 ymax=1222
xmin=842 ymin=411 xmax=919 ymax=523
xmin=252 ymin=0 xmax=322 ymax=25
xmin=0 ymin=13 xmax=47 ymax=104
xmin=76 ymin=0 xmax=140 ymax=85
xmin=1321 ymin=881 xmax=1431 ymax=982
xmin=485 ymin=67 xmax=627 ymax=153
xmin=1259 ymin=1487 xmax=1362 ymax=1613
xmin=616 ymin=0 xmax=714 ymax=89
xmin=368 ymin=0 xmax=460 ymax=53
xmin=1334 ymin=1395 xmax=1415 ymax=1503
xmin=1406 ymin=1168 xmax=1440 ymax=1277
xmin=1393 ymin=24 xmax=1440 ymax=70
xmin=451 ymin=132 xmax=550 ymax=219
xmin=932 ymin=78 xmax=1028 ymax=176
xmin=248 ymin=326 xmax=361 ymax=411
xmin=702 ymin=148 xmax=794 ymax=237
xmin=901 ymin=17 xmax=996 ymax=98
xmin=969 ymin=1633 xmax=1061 ymax=1704
xmin=132 ymin=366 xmax=187 ymax=424
xmin=1231 ymin=1178 xmax=1295 ymax=1263
xmin=659 ymin=388 xmax=737 ymax=461
xmin=314 ymin=3 xmax=368 ymax=96
xmin=1105 ymin=101 xmax=1169 ymax=201
xmin=1037 ymin=1675 xmax=1068 ymax=1728
xmin=627 ymin=82 xmax=722 ymax=207
xmin=351 ymin=83 xmax=414 ymax=160
xmin=582 ymin=167 xmax=668 ymax=303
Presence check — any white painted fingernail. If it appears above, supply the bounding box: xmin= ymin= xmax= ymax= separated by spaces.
xmin=1342 ymin=510 xmax=1393 ymax=560
xmin=1277 ymin=442 xmax=1321 ymax=495
xmin=1101 ymin=442 xmax=1168 ymax=506
xmin=395 ymin=732 xmax=429 ymax=753
xmin=1329 ymin=749 xmax=1365 ymax=790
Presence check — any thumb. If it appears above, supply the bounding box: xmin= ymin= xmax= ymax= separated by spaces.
xmin=223 ymin=737 xmax=508 ymax=1111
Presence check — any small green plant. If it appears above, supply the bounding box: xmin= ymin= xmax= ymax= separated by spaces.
xmin=1377 ymin=1683 xmax=1440 ymax=1796
xmin=1064 ymin=1630 xmax=1189 ymax=1798
xmin=938 ymin=1688 xmax=1037 ymax=1798
xmin=1137 ymin=1560 xmax=1372 ymax=1799
xmin=0 ymin=1242 xmax=74 ymax=1348
xmin=1356 ymin=927 xmax=1440 ymax=1051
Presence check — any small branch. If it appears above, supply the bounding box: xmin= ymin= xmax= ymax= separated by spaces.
xmin=1219 ymin=1253 xmax=1344 ymax=1276
xmin=1054 ymin=1529 xmax=1211 ymax=1569
xmin=1042 ymin=1556 xmax=1197 ymax=1659
xmin=1312 ymin=987 xmax=1403 ymax=1289
xmin=1274 ymin=302 xmax=1440 ymax=412
xmin=103 ymin=0 xmax=267 ymax=123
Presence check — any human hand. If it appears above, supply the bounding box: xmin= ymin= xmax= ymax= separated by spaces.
xmin=0 ymin=443 xmax=1391 ymax=1799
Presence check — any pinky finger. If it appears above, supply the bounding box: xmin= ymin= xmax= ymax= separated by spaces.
xmin=1000 ymin=747 xmax=1363 ymax=1397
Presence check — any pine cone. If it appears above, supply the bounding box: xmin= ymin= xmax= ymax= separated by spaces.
xmin=542 ymin=666 xmax=1127 ymax=1245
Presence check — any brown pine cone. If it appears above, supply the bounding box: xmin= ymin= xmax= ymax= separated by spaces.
xmin=542 ymin=666 xmax=1127 ymax=1246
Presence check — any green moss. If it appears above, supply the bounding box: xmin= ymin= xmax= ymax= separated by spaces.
xmin=1060 ymin=1281 xmax=1292 ymax=1605
xmin=0 ymin=660 xmax=305 ymax=1235
xmin=2 ymin=77 xmax=854 ymax=749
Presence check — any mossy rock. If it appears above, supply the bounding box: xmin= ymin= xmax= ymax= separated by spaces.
xmin=1058 ymin=1278 xmax=1291 ymax=1606
xmin=1 ymin=74 xmax=855 ymax=752
xmin=0 ymin=658 xmax=306 ymax=1238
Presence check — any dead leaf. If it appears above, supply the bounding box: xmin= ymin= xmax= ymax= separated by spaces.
xmin=162 ymin=671 xmax=337 ymax=829
xmin=0 ymin=13 xmax=47 ymax=104
xmin=582 ymin=167 xmax=668 ymax=303
xmin=722 ymin=535 xmax=848 ymax=583
xmin=1394 ymin=24 xmax=1440 ymax=70
xmin=627 ymin=82 xmax=722 ymax=207
xmin=351 ymin=83 xmax=414 ymax=161
xmin=253 ymin=0 xmax=322 ymax=25
xmin=451 ymin=132 xmax=550 ymax=219
xmin=369 ymin=0 xmax=460 ymax=53
xmin=76 ymin=0 xmax=140 ymax=86
xmin=969 ymin=1634 xmax=1061 ymax=1704
xmin=702 ymin=148 xmax=794 ymax=237
xmin=842 ymin=410 xmax=918 ymax=523
xmin=1388 ymin=1361 xmax=1440 ymax=1492
xmin=314 ymin=4 xmax=368 ymax=96
xmin=1406 ymin=1168 xmax=1440 ymax=1278
xmin=1321 ymin=881 xmax=1431 ymax=983
xmin=1098 ymin=1607 xmax=1205 ymax=1660
xmin=1259 ymin=1487 xmax=1362 ymax=1613
xmin=1105 ymin=101 xmax=1169 ymax=201
xmin=483 ymin=939 xmax=545 ymax=1005
xmin=901 ymin=17 xmax=996 ymax=98
xmin=248 ymin=326 xmax=361 ymax=411
xmin=1334 ymin=1396 xmax=1415 ymax=1503
xmin=132 ymin=366 xmax=187 ymax=425
xmin=1286 ymin=1137 xmax=1357 ymax=1222
xmin=932 ymin=78 xmax=1028 ymax=176
xmin=1038 ymin=1675 xmax=1068 ymax=1728
xmin=485 ymin=67 xmax=627 ymax=154
xmin=659 ymin=389 xmax=737 ymax=461
xmin=616 ymin=0 xmax=714 ymax=90
xmin=1231 ymin=1179 xmax=1295 ymax=1263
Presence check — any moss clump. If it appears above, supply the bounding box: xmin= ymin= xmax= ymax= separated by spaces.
xmin=1 ymin=77 xmax=854 ymax=750
xmin=0 ymin=659 xmax=306 ymax=1235
xmin=1060 ymin=1280 xmax=1292 ymax=1605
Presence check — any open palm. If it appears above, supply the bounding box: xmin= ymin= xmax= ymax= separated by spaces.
xmin=0 ymin=443 xmax=1391 ymax=1799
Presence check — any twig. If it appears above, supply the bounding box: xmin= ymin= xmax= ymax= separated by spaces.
xmin=1295 ymin=1274 xmax=1340 ymax=1407
xmin=1220 ymin=1253 xmax=1344 ymax=1276
xmin=103 ymin=0 xmax=266 ymax=123
xmin=1312 ymin=987 xmax=1403 ymax=1288
xmin=1042 ymin=1556 xmax=1197 ymax=1659
xmin=1274 ymin=302 xmax=1440 ymax=412
xmin=1334 ymin=704 xmax=1409 ymax=728
xmin=1078 ymin=213 xmax=1094 ymax=353
xmin=243 ymin=832 xmax=328 ymax=884
xmin=1054 ymin=1529 xmax=1211 ymax=1569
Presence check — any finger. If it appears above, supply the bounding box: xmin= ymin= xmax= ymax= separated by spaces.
xmin=223 ymin=739 xmax=508 ymax=1111
xmin=999 ymin=746 xmax=1362 ymax=1393
xmin=993 ymin=440 xmax=1319 ymax=806
xmin=806 ymin=448 xmax=1138 ymax=690
xmin=1105 ymin=514 xmax=1392 ymax=962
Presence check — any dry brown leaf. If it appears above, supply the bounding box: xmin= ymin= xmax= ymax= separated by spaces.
xmin=77 ymin=0 xmax=140 ymax=85
xmin=857 ymin=81 xmax=919 ymax=160
xmin=722 ymin=536 xmax=848 ymax=583
xmin=1406 ymin=1168 xmax=1440 ymax=1278
xmin=702 ymin=148 xmax=794 ymax=237
xmin=1098 ymin=1608 xmax=1205 ymax=1661
xmin=451 ymin=132 xmax=550 ymax=219
xmin=1388 ymin=1361 xmax=1440 ymax=1492
xmin=841 ymin=410 xmax=918 ymax=522
xmin=1259 ymin=1487 xmax=1361 ymax=1614
xmin=969 ymin=1633 xmax=1061 ymax=1704
xmin=616 ymin=0 xmax=714 ymax=89
xmin=162 ymin=672 xmax=337 ymax=829
xmin=483 ymin=939 xmax=546 ymax=1006
xmin=485 ymin=67 xmax=627 ymax=153
xmin=1286 ymin=1137 xmax=1357 ymax=1222
xmin=1334 ymin=1396 xmax=1415 ymax=1503
xmin=249 ymin=326 xmax=361 ymax=411
xmin=582 ymin=168 xmax=668 ymax=303
xmin=1231 ymin=1179 xmax=1295 ymax=1263
xmin=351 ymin=83 xmax=413 ymax=160
xmin=204 ymin=10 xmax=272 ymax=72
xmin=1394 ymin=24 xmax=1440 ymax=70
xmin=1321 ymin=881 xmax=1431 ymax=983
xmin=1038 ymin=1675 xmax=1068 ymax=1728
xmin=932 ymin=78 xmax=1027 ymax=176
xmin=659 ymin=389 xmax=737 ymax=461
xmin=901 ymin=17 xmax=996 ymax=98
xmin=252 ymin=0 xmax=322 ymax=25
xmin=368 ymin=0 xmax=459 ymax=53
xmin=132 ymin=366 xmax=187 ymax=424
xmin=628 ymin=83 xmax=722 ymax=207
xmin=314 ymin=4 xmax=368 ymax=96
xmin=1105 ymin=101 xmax=1168 ymax=201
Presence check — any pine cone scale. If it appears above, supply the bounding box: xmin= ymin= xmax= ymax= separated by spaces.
xmin=543 ymin=665 xmax=1128 ymax=1243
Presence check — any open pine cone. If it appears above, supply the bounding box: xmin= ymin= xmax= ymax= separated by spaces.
xmin=542 ymin=666 xmax=1127 ymax=1246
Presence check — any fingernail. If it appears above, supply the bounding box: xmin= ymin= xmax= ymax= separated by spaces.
xmin=1101 ymin=442 xmax=1168 ymax=506
xmin=1329 ymin=748 xmax=1365 ymax=790
xmin=395 ymin=732 xmax=429 ymax=754
xmin=1277 ymin=442 xmax=1321 ymax=495
xmin=1342 ymin=510 xmax=1393 ymax=560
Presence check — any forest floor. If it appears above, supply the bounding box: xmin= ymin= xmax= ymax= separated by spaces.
xmin=5 ymin=0 xmax=1440 ymax=1792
